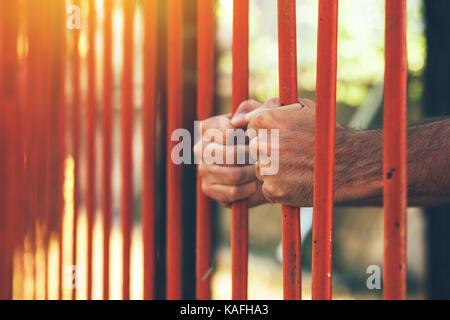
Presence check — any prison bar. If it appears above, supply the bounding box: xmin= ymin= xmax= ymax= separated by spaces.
xmin=231 ymin=0 xmax=250 ymax=301
xmin=102 ymin=0 xmax=114 ymax=300
xmin=277 ymin=0 xmax=302 ymax=301
xmin=0 ymin=0 xmax=413 ymax=302
xmin=25 ymin=0 xmax=40 ymax=300
xmin=121 ymin=0 xmax=136 ymax=300
xmin=71 ymin=0 xmax=81 ymax=301
xmin=167 ymin=0 xmax=184 ymax=300
xmin=142 ymin=0 xmax=157 ymax=301
xmin=44 ymin=0 xmax=57 ymax=300
xmin=311 ymin=0 xmax=339 ymax=300
xmin=383 ymin=0 xmax=408 ymax=300
xmin=55 ymin=0 xmax=67 ymax=300
xmin=196 ymin=0 xmax=215 ymax=300
xmin=86 ymin=0 xmax=97 ymax=300
xmin=0 ymin=0 xmax=19 ymax=301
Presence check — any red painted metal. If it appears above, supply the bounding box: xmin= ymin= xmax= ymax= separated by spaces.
xmin=231 ymin=0 xmax=249 ymax=301
xmin=167 ymin=0 xmax=184 ymax=300
xmin=121 ymin=0 xmax=136 ymax=301
xmin=71 ymin=0 xmax=81 ymax=301
xmin=0 ymin=0 xmax=20 ymax=300
xmin=142 ymin=0 xmax=157 ymax=301
xmin=312 ymin=0 xmax=339 ymax=301
xmin=196 ymin=0 xmax=215 ymax=301
xmin=86 ymin=0 xmax=97 ymax=301
xmin=56 ymin=0 xmax=67 ymax=300
xmin=277 ymin=0 xmax=302 ymax=301
xmin=24 ymin=0 xmax=40 ymax=300
xmin=102 ymin=0 xmax=113 ymax=300
xmin=383 ymin=0 xmax=408 ymax=300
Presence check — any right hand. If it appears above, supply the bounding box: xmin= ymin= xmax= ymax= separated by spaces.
xmin=194 ymin=99 xmax=274 ymax=208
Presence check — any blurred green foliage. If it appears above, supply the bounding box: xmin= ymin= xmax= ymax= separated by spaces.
xmin=216 ymin=0 xmax=425 ymax=109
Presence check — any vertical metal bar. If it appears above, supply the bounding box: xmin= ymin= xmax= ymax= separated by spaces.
xmin=231 ymin=0 xmax=249 ymax=301
xmin=0 ymin=0 xmax=20 ymax=300
xmin=121 ymin=0 xmax=136 ymax=301
xmin=0 ymin=0 xmax=8 ymax=300
xmin=42 ymin=1 xmax=53 ymax=300
xmin=71 ymin=0 xmax=81 ymax=301
xmin=86 ymin=0 xmax=97 ymax=301
xmin=196 ymin=0 xmax=215 ymax=301
xmin=311 ymin=0 xmax=339 ymax=301
xmin=277 ymin=0 xmax=302 ymax=301
xmin=142 ymin=0 xmax=157 ymax=301
xmin=56 ymin=0 xmax=67 ymax=300
xmin=102 ymin=0 xmax=113 ymax=301
xmin=24 ymin=0 xmax=39 ymax=300
xmin=167 ymin=0 xmax=183 ymax=300
xmin=383 ymin=0 xmax=407 ymax=300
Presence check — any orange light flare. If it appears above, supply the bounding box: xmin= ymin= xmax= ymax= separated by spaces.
xmin=0 ymin=0 xmax=20 ymax=301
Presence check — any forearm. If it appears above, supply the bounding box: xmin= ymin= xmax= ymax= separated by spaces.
xmin=335 ymin=119 xmax=450 ymax=207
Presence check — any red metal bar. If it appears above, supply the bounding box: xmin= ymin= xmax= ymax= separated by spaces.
xmin=0 ymin=0 xmax=20 ymax=300
xmin=142 ymin=0 xmax=157 ymax=301
xmin=42 ymin=2 xmax=53 ymax=300
xmin=86 ymin=0 xmax=97 ymax=300
xmin=71 ymin=0 xmax=81 ymax=301
xmin=383 ymin=0 xmax=408 ymax=300
xmin=167 ymin=0 xmax=183 ymax=300
xmin=277 ymin=0 xmax=302 ymax=301
xmin=311 ymin=0 xmax=339 ymax=301
xmin=121 ymin=0 xmax=136 ymax=301
xmin=231 ymin=0 xmax=249 ymax=301
xmin=24 ymin=0 xmax=41 ymax=299
xmin=55 ymin=0 xmax=67 ymax=300
xmin=102 ymin=0 xmax=113 ymax=300
xmin=196 ymin=0 xmax=215 ymax=301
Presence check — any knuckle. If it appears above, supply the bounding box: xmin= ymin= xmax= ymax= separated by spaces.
xmin=227 ymin=186 xmax=240 ymax=202
xmin=262 ymin=181 xmax=284 ymax=203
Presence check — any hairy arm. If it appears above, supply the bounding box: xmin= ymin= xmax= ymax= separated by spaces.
xmin=336 ymin=119 xmax=450 ymax=207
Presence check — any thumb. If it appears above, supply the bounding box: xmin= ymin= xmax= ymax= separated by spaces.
xmin=231 ymin=100 xmax=262 ymax=128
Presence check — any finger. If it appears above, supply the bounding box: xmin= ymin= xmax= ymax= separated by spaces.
xmin=244 ymin=107 xmax=273 ymax=123
xmin=202 ymin=143 xmax=250 ymax=165
xmin=261 ymin=97 xmax=280 ymax=109
xmin=199 ymin=164 xmax=256 ymax=186
xmin=255 ymin=162 xmax=264 ymax=183
xmin=231 ymin=100 xmax=262 ymax=128
xmin=203 ymin=181 xmax=258 ymax=204
xmin=249 ymin=136 xmax=259 ymax=162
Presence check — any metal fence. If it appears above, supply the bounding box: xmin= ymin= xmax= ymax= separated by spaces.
xmin=0 ymin=0 xmax=407 ymax=300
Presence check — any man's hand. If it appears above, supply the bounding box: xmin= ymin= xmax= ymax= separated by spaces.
xmin=194 ymin=100 xmax=267 ymax=208
xmin=246 ymin=101 xmax=318 ymax=207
